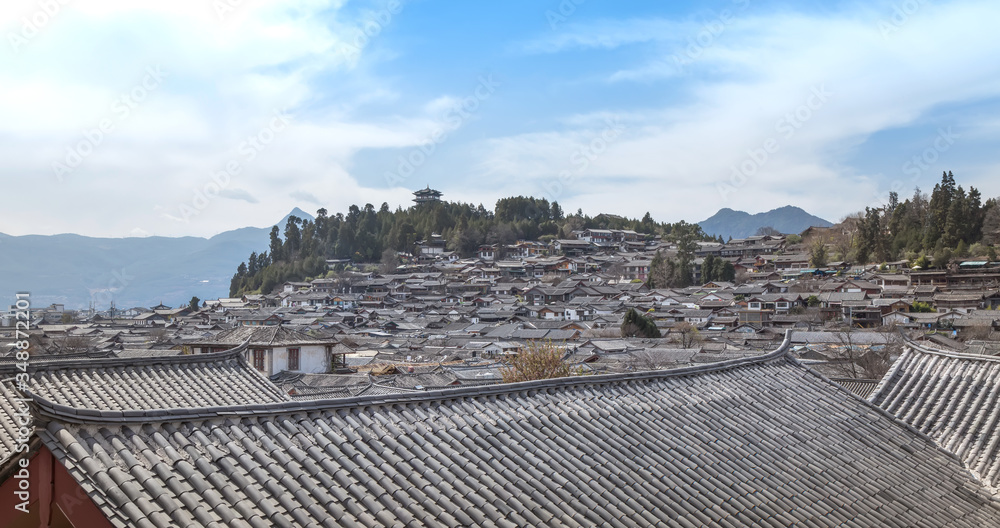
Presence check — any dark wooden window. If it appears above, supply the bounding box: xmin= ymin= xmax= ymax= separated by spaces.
xmin=287 ymin=348 xmax=300 ymax=371
xmin=253 ymin=349 xmax=266 ymax=371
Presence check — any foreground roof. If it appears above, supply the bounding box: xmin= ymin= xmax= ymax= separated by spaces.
xmin=29 ymin=334 xmax=1000 ymax=527
xmin=0 ymin=343 xmax=288 ymax=467
xmin=870 ymin=339 xmax=1000 ymax=492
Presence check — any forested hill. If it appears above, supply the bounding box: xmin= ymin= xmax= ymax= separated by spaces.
xmin=840 ymin=171 xmax=1000 ymax=266
xmin=229 ymin=196 xmax=715 ymax=296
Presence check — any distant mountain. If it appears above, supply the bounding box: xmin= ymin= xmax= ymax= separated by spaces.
xmin=0 ymin=209 xmax=313 ymax=310
xmin=698 ymin=206 xmax=833 ymax=240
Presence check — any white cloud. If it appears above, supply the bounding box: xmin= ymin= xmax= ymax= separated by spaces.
xmin=472 ymin=0 xmax=1000 ymax=223
xmin=218 ymin=188 xmax=260 ymax=204
xmin=0 ymin=0 xmax=443 ymax=238
xmin=290 ymin=190 xmax=322 ymax=205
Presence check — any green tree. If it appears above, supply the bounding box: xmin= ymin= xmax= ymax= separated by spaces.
xmin=702 ymin=255 xmax=717 ymax=283
xmin=983 ymin=202 xmax=1000 ymax=245
xmin=810 ymin=239 xmax=828 ymax=268
xmin=621 ymin=308 xmax=661 ymax=338
xmin=188 ymin=296 xmax=200 ymax=311
xmin=268 ymin=226 xmax=284 ymax=262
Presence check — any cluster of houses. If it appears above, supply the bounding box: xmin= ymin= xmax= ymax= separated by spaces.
xmin=4 ymin=244 xmax=999 ymax=397
xmin=4 ymin=229 xmax=1000 ymax=523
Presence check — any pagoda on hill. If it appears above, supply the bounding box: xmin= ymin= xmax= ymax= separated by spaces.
xmin=413 ymin=186 xmax=443 ymax=204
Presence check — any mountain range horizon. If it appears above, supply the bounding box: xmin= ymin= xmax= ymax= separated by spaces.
xmin=0 ymin=201 xmax=833 ymax=310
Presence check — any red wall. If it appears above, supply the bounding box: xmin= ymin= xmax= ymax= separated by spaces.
xmin=0 ymin=447 xmax=111 ymax=528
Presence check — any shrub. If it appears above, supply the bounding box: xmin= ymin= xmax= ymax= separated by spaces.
xmin=500 ymin=341 xmax=571 ymax=383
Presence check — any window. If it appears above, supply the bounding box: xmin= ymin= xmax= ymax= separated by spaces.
xmin=253 ymin=349 xmax=266 ymax=371
xmin=287 ymin=348 xmax=300 ymax=371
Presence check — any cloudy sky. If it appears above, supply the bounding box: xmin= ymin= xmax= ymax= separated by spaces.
xmin=3 ymin=0 xmax=998 ymax=238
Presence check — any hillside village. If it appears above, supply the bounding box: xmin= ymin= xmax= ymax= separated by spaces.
xmin=6 ymin=189 xmax=1000 ymax=525
xmin=6 ymin=239 xmax=1000 ymax=525
xmin=8 ymin=225 xmax=1000 ymax=392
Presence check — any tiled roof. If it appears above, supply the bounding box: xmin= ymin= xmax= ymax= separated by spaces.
xmin=0 ymin=342 xmax=288 ymax=468
xmin=829 ymin=378 xmax=880 ymax=399
xmin=191 ymin=325 xmax=334 ymax=346
xmin=870 ymin=340 xmax=1000 ymax=492
xmin=27 ymin=334 xmax=1000 ymax=527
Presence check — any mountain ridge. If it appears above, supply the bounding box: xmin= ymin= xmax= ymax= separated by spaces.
xmin=0 ymin=209 xmax=312 ymax=310
xmin=698 ymin=206 xmax=833 ymax=240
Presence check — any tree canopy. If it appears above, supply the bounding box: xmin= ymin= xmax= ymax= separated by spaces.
xmin=849 ymin=172 xmax=996 ymax=267
xmin=230 ymin=196 xmax=710 ymax=296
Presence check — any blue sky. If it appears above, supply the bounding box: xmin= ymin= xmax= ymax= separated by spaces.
xmin=2 ymin=0 xmax=998 ymax=237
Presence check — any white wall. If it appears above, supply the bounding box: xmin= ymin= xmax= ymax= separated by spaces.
xmin=272 ymin=344 xmax=328 ymax=374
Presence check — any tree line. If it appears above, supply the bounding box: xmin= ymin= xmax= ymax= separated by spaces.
xmin=843 ymin=172 xmax=1000 ymax=267
xmin=230 ymin=196 xmax=715 ymax=296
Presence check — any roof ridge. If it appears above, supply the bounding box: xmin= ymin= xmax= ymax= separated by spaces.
xmin=789 ymin=343 xmax=974 ymax=470
xmin=0 ymin=339 xmax=250 ymax=373
xmin=30 ymin=332 xmax=795 ymax=425
xmin=867 ymin=331 xmax=1000 ymax=405
xmin=903 ymin=338 xmax=1000 ymax=362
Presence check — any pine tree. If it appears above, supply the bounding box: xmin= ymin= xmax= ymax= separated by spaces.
xmin=621 ymin=308 xmax=661 ymax=338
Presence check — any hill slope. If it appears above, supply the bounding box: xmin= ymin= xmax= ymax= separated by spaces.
xmin=698 ymin=206 xmax=832 ymax=240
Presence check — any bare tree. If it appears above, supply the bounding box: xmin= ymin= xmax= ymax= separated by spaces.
xmin=830 ymin=324 xmax=896 ymax=379
xmin=964 ymin=325 xmax=993 ymax=341
xmin=583 ymin=327 xmax=621 ymax=338
xmin=500 ymin=341 xmax=571 ymax=383
xmin=624 ymin=350 xmax=686 ymax=371
xmin=53 ymin=335 xmax=95 ymax=355
xmin=670 ymin=322 xmax=702 ymax=348
xmin=379 ymin=248 xmax=399 ymax=274
xmin=150 ymin=327 xmax=169 ymax=344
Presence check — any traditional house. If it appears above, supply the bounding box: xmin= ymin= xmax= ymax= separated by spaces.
xmin=187 ymin=326 xmax=347 ymax=376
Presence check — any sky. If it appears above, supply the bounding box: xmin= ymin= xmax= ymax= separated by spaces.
xmin=2 ymin=0 xmax=999 ymax=238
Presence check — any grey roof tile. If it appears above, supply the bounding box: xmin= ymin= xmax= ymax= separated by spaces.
xmin=21 ymin=333 xmax=1000 ymax=527
xmin=871 ymin=340 xmax=1000 ymax=494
